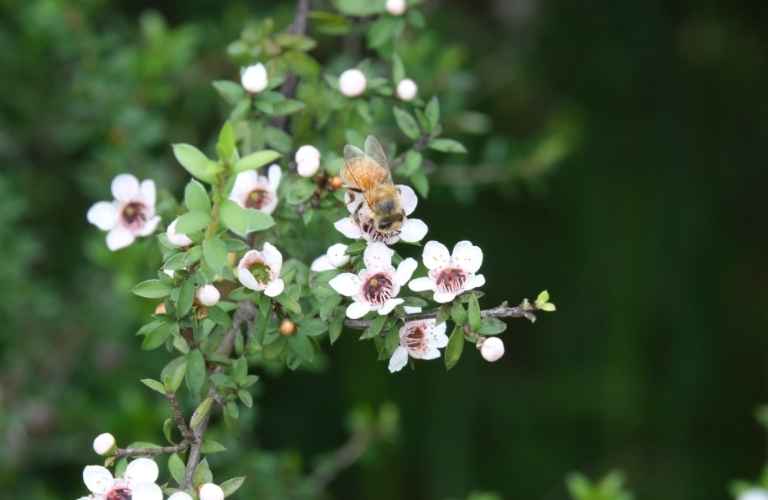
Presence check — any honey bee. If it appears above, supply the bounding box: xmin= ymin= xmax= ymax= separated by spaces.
xmin=342 ymin=135 xmax=405 ymax=236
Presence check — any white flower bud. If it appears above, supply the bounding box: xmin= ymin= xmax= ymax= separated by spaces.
xmin=295 ymin=145 xmax=320 ymax=165
xmin=740 ymin=490 xmax=768 ymax=500
xmin=297 ymin=157 xmax=320 ymax=177
xmin=327 ymin=243 xmax=350 ymax=267
xmin=241 ymin=63 xmax=268 ymax=93
xmin=480 ymin=337 xmax=505 ymax=362
xmin=396 ymin=78 xmax=418 ymax=101
xmin=199 ymin=483 xmax=225 ymax=500
xmin=168 ymin=492 xmax=194 ymax=500
xmin=386 ymin=0 xmax=407 ymax=16
xmin=167 ymin=218 xmax=193 ymax=247
xmin=196 ymin=284 xmax=220 ymax=307
xmin=92 ymin=432 xmax=116 ymax=456
xmin=339 ymin=69 xmax=367 ymax=97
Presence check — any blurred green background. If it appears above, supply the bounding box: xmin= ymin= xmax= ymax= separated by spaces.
xmin=2 ymin=0 xmax=767 ymax=499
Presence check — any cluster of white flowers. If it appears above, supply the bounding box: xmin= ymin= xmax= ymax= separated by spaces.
xmin=79 ymin=458 xmax=162 ymax=500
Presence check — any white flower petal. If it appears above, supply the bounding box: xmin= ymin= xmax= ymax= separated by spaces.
xmin=327 ymin=243 xmax=350 ymax=267
xmin=378 ymin=298 xmax=403 ymax=315
xmin=168 ymin=492 xmax=194 ymax=500
xmin=363 ymin=242 xmax=394 ymax=270
xmin=125 ymin=458 xmax=159 ymax=484
xmin=297 ymin=158 xmax=320 ymax=177
xmin=399 ymin=218 xmax=428 ymax=243
xmin=408 ymin=277 xmax=435 ymax=292
xmin=398 ymin=185 xmax=418 ymax=215
xmin=395 ymin=258 xmax=418 ymax=286
xmin=311 ymin=255 xmax=335 ymax=272
xmin=132 ymin=482 xmax=163 ymax=500
xmin=346 ymin=301 xmax=371 ymax=319
xmin=87 ymin=201 xmax=118 ymax=231
xmin=433 ymin=290 xmax=457 ymax=303
xmin=388 ymin=346 xmax=409 ymax=373
xmin=452 ymin=240 xmax=483 ymax=273
xmin=262 ymin=242 xmax=283 ymax=274
xmin=83 ymin=466 xmax=114 ymax=494
xmin=345 ymin=191 xmax=364 ymax=214
xmin=167 ymin=218 xmax=193 ymax=247
xmin=199 ymin=483 xmax=225 ymax=500
xmin=329 ymin=273 xmax=361 ymax=297
xmin=295 ymin=145 xmax=320 ymax=164
xmin=403 ymin=305 xmax=422 ymax=314
xmin=267 ymin=164 xmax=282 ymax=191
xmin=431 ymin=322 xmax=449 ymax=348
xmin=238 ymin=268 xmax=263 ymax=291
xmin=466 ymin=274 xmax=486 ymax=290
xmin=334 ymin=217 xmax=362 ymax=239
xmin=140 ymin=180 xmax=156 ymax=206
xmin=230 ymin=170 xmax=260 ymax=205
xmin=106 ymin=226 xmax=135 ymax=251
xmin=422 ymin=240 xmax=450 ymax=270
xmin=138 ymin=215 xmax=161 ymax=237
xmin=111 ymin=174 xmax=140 ymax=201
xmin=196 ymin=285 xmax=221 ymax=306
xmin=420 ymin=346 xmax=441 ymax=360
xmin=264 ymin=278 xmax=285 ymax=297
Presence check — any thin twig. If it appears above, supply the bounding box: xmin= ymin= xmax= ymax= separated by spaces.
xmin=271 ymin=0 xmax=311 ymax=131
xmin=166 ymin=392 xmax=194 ymax=442
xmin=306 ymin=430 xmax=371 ymax=491
xmin=115 ymin=442 xmax=189 ymax=458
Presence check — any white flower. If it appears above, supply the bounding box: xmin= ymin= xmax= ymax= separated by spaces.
xmin=329 ymin=242 xmax=416 ymax=319
xmin=334 ymin=185 xmax=428 ymax=245
xmin=311 ymin=243 xmax=350 ymax=272
xmin=196 ymin=284 xmax=220 ymax=307
xmin=339 ymin=69 xmax=367 ymax=97
xmin=87 ymin=174 xmax=161 ymax=251
xmin=229 ymin=164 xmax=282 ymax=214
xmin=295 ymin=145 xmax=321 ymax=177
xmin=80 ymin=458 xmax=161 ymax=500
xmin=168 ymin=493 xmax=193 ymax=500
xmin=388 ymin=317 xmax=449 ymax=372
xmin=166 ymin=217 xmax=193 ymax=247
xmin=408 ymin=240 xmax=485 ymax=303
xmin=92 ymin=433 xmax=115 ymax=456
xmin=740 ymin=490 xmax=768 ymax=500
xmin=386 ymin=0 xmax=407 ymax=16
xmin=241 ymin=63 xmax=268 ymax=93
xmin=479 ymin=336 xmax=505 ymax=362
xmin=199 ymin=483 xmax=225 ymax=500
xmin=396 ymin=79 xmax=418 ymax=101
xmin=237 ymin=243 xmax=285 ymax=297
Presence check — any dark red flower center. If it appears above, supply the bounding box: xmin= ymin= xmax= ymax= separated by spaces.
xmin=434 ymin=267 xmax=468 ymax=293
xmin=107 ymin=487 xmax=132 ymax=500
xmin=246 ymin=188 xmax=271 ymax=210
xmin=121 ymin=201 xmax=147 ymax=230
xmin=363 ymin=272 xmax=394 ymax=305
xmin=404 ymin=325 xmax=426 ymax=350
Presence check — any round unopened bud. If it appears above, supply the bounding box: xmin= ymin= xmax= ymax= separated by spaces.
xmin=92 ymin=432 xmax=116 ymax=456
xmin=396 ymin=78 xmax=418 ymax=101
xmin=199 ymin=483 xmax=225 ymax=500
xmin=386 ymin=0 xmax=407 ymax=16
xmin=329 ymin=176 xmax=343 ymax=190
xmin=479 ymin=337 xmax=505 ymax=362
xmin=297 ymin=157 xmax=320 ymax=177
xmin=295 ymin=145 xmax=321 ymax=165
xmin=154 ymin=303 xmax=167 ymax=315
xmin=327 ymin=243 xmax=350 ymax=268
xmin=339 ymin=69 xmax=367 ymax=97
xmin=241 ymin=63 xmax=268 ymax=93
xmin=196 ymin=285 xmax=220 ymax=307
xmin=167 ymin=218 xmax=193 ymax=247
xmin=279 ymin=319 xmax=296 ymax=336
xmin=739 ymin=490 xmax=768 ymax=500
xmin=168 ymin=492 xmax=194 ymax=500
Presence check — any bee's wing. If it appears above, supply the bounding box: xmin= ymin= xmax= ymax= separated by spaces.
xmin=342 ymin=144 xmax=379 ymax=206
xmin=364 ymin=136 xmax=392 ymax=180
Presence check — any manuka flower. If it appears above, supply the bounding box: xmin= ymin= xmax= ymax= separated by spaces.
xmin=408 ymin=240 xmax=485 ymax=303
xmin=310 ymin=243 xmax=350 ymax=272
xmin=388 ymin=313 xmax=449 ymax=373
xmin=334 ymin=185 xmax=428 ymax=245
xmin=87 ymin=174 xmax=160 ymax=251
xmin=229 ymin=164 xmax=282 ymax=215
xmin=237 ymin=243 xmax=285 ymax=297
xmin=80 ymin=458 xmax=162 ymax=500
xmin=329 ymin=242 xmax=416 ymax=319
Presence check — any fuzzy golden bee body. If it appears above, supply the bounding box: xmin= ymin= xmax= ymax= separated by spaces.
xmin=341 ymin=136 xmax=405 ymax=234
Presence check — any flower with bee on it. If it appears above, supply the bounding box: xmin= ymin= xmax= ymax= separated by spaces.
xmin=79 ymin=457 xmax=162 ymax=500
xmin=408 ymin=240 xmax=486 ymax=303
xmin=329 ymin=242 xmax=417 ymax=319
xmin=228 ymin=164 xmax=282 ymax=215
xmin=388 ymin=306 xmax=449 ymax=373
xmin=87 ymin=174 xmax=161 ymax=251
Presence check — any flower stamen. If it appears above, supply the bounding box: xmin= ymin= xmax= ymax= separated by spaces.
xmin=246 ymin=188 xmax=272 ymax=210
xmin=363 ymin=272 xmax=394 ymax=305
xmin=434 ymin=267 xmax=468 ymax=294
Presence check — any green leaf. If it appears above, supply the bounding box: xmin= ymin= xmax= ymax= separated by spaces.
xmin=202 ymin=237 xmax=228 ymax=275
xmin=286 ymin=178 xmax=316 ymax=205
xmin=172 ymin=144 xmax=221 ymax=183
xmin=193 ymin=459 xmax=213 ymax=487
xmin=400 ymin=150 xmax=422 ymax=176
xmin=299 ymin=318 xmax=328 ymax=337
xmin=217 ymin=121 xmax=237 ymax=163
xmin=190 ymin=397 xmax=213 ymax=430
xmin=451 ymin=301 xmax=467 ymax=326
xmin=309 ymin=11 xmax=351 ymax=35
xmin=477 ymin=317 xmax=507 ymax=335
xmin=425 ymin=96 xmax=440 ymax=130
xmin=429 ymin=138 xmax=467 ymax=154
xmin=133 ymin=279 xmax=171 ymax=299
xmin=184 ymin=179 xmax=211 ymax=213
xmin=233 ymin=150 xmax=281 ymax=173
xmin=275 ymin=33 xmax=316 ymax=51
xmin=168 ymin=453 xmax=185 ymax=486
xmin=468 ymin=293 xmax=482 ymax=332
xmin=444 ymin=325 xmax=465 ymax=370
xmin=264 ymin=126 xmax=292 ymax=153
xmin=220 ymin=200 xmax=275 ymax=237
xmin=221 ymin=476 xmax=247 ymax=497
xmin=272 ymin=99 xmax=305 ymax=116
xmin=288 ymin=334 xmax=314 ymax=362
xmin=392 ymin=54 xmax=405 ymax=83
xmin=232 ymin=356 xmax=248 ymax=384
xmin=333 ymin=0 xmax=383 ymax=16
xmin=329 ymin=313 xmax=344 ymax=345
xmin=176 ymin=278 xmax=196 ymax=318
xmin=201 ymin=439 xmax=227 ymax=454
xmin=140 ymin=378 xmax=166 ymax=395
xmin=142 ymin=321 xmax=177 ymax=350
xmin=393 ymin=107 xmax=421 ymax=140
xmin=175 ymin=210 xmax=211 ymax=235
xmin=238 ymin=389 xmax=253 ymax=408
xmin=368 ymin=17 xmax=398 ymax=48
xmin=410 ymin=171 xmax=429 ymax=198
xmin=360 ymin=315 xmax=387 ymax=340
xmin=161 ymin=357 xmax=187 ymax=393
xmin=212 ymin=80 xmax=246 ymax=105
xmin=536 ymin=290 xmax=550 ymax=304
xmin=186 ymin=349 xmax=206 ymax=396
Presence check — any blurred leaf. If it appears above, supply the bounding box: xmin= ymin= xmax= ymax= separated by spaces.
xmin=213 ymin=80 xmax=246 ymax=105
xmin=184 ymin=179 xmax=211 ymax=213
xmin=425 ymin=96 xmax=440 ymax=130
xmin=140 ymin=378 xmax=167 ymax=395
xmin=203 ymin=237 xmax=228 ymax=275
xmin=394 ymin=107 xmax=421 ymax=140
xmin=133 ymin=279 xmax=171 ymax=299
xmin=429 ymin=138 xmax=467 ymax=153
xmin=190 ymin=397 xmax=213 ymax=429
xmin=175 ymin=210 xmax=211 ymax=234
xmin=168 ymin=453 xmax=185 ymax=486
xmin=445 ymin=325 xmax=464 ymax=370
xmin=234 ymin=150 xmax=281 ymax=173
xmin=161 ymin=357 xmax=188 ymax=393
xmin=186 ymin=349 xmax=206 ymax=397
xmin=221 ymin=476 xmax=246 ymax=497
xmin=172 ymin=144 xmax=221 ymax=183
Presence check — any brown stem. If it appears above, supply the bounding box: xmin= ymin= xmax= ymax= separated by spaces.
xmin=271 ymin=0 xmax=311 ymax=131
xmin=115 ymin=442 xmax=189 ymax=458
xmin=166 ymin=392 xmax=194 ymax=442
